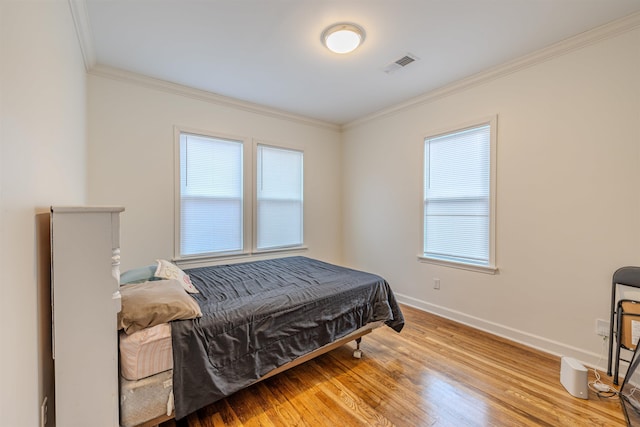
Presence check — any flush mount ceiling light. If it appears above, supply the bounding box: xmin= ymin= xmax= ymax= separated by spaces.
xmin=321 ymin=23 xmax=365 ymax=54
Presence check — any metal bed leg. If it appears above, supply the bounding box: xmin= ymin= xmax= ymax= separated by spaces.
xmin=353 ymin=337 xmax=363 ymax=359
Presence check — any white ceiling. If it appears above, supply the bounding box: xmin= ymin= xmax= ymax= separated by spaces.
xmin=84 ymin=0 xmax=640 ymax=125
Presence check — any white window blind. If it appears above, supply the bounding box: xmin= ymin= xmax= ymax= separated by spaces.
xmin=424 ymin=124 xmax=491 ymax=266
xmin=256 ymin=145 xmax=303 ymax=250
xmin=179 ymin=133 xmax=243 ymax=256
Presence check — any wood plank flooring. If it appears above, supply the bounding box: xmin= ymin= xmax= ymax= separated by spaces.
xmin=160 ymin=304 xmax=625 ymax=426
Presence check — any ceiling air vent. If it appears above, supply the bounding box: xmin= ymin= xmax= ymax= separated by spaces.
xmin=383 ymin=53 xmax=420 ymax=74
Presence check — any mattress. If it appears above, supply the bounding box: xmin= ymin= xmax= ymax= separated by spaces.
xmin=119 ymin=321 xmax=384 ymax=427
xmin=120 ymin=370 xmax=173 ymax=427
xmin=120 ymin=323 xmax=173 ymax=381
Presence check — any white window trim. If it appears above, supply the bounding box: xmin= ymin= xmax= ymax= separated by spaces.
xmin=252 ymin=139 xmax=305 ymax=254
xmin=173 ymin=126 xmax=253 ymax=261
xmin=417 ymin=115 xmax=498 ymax=274
xmin=173 ymin=127 xmax=307 ymax=263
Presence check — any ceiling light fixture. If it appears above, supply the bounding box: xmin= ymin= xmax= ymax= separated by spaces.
xmin=321 ymin=23 xmax=365 ymax=54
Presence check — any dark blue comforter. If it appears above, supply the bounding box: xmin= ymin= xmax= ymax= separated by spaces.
xmin=171 ymin=256 xmax=404 ymax=419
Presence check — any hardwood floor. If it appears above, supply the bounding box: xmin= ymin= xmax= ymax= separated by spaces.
xmin=161 ymin=304 xmax=625 ymax=426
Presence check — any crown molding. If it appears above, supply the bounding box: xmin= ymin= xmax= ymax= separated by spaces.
xmin=88 ymin=64 xmax=340 ymax=132
xmin=74 ymin=3 xmax=639 ymax=132
xmin=68 ymin=0 xmax=96 ymax=70
xmin=71 ymin=0 xmax=336 ymax=130
xmin=345 ymin=11 xmax=640 ymax=130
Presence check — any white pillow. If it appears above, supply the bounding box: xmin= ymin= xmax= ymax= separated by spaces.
xmin=155 ymin=259 xmax=199 ymax=294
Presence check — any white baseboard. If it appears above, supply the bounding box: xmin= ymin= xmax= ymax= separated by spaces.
xmin=395 ymin=292 xmax=625 ymax=376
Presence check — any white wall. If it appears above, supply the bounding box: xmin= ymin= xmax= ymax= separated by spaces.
xmin=342 ymin=28 xmax=640 ymax=365
xmin=0 ymin=1 xmax=88 ymax=426
xmin=87 ymin=73 xmax=343 ymax=270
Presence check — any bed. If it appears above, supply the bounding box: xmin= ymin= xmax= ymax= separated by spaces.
xmin=117 ymin=256 xmax=405 ymax=426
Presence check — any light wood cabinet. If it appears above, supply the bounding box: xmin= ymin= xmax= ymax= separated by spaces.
xmin=51 ymin=206 xmax=124 ymax=427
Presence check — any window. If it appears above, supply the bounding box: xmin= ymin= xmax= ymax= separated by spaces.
xmin=176 ymin=130 xmax=304 ymax=259
xmin=178 ymin=132 xmax=245 ymax=257
xmin=256 ymin=145 xmax=304 ymax=250
xmin=421 ymin=117 xmax=497 ymax=273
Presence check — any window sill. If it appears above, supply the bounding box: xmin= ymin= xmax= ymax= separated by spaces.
xmin=174 ymin=246 xmax=308 ymax=267
xmin=252 ymin=245 xmax=308 ymax=255
xmin=417 ymin=255 xmax=498 ymax=275
xmin=173 ymin=251 xmax=251 ymax=267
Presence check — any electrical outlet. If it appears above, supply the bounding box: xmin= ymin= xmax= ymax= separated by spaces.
xmin=596 ymin=319 xmax=610 ymax=336
xmin=40 ymin=396 xmax=48 ymax=427
xmin=433 ymin=278 xmax=440 ymax=290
